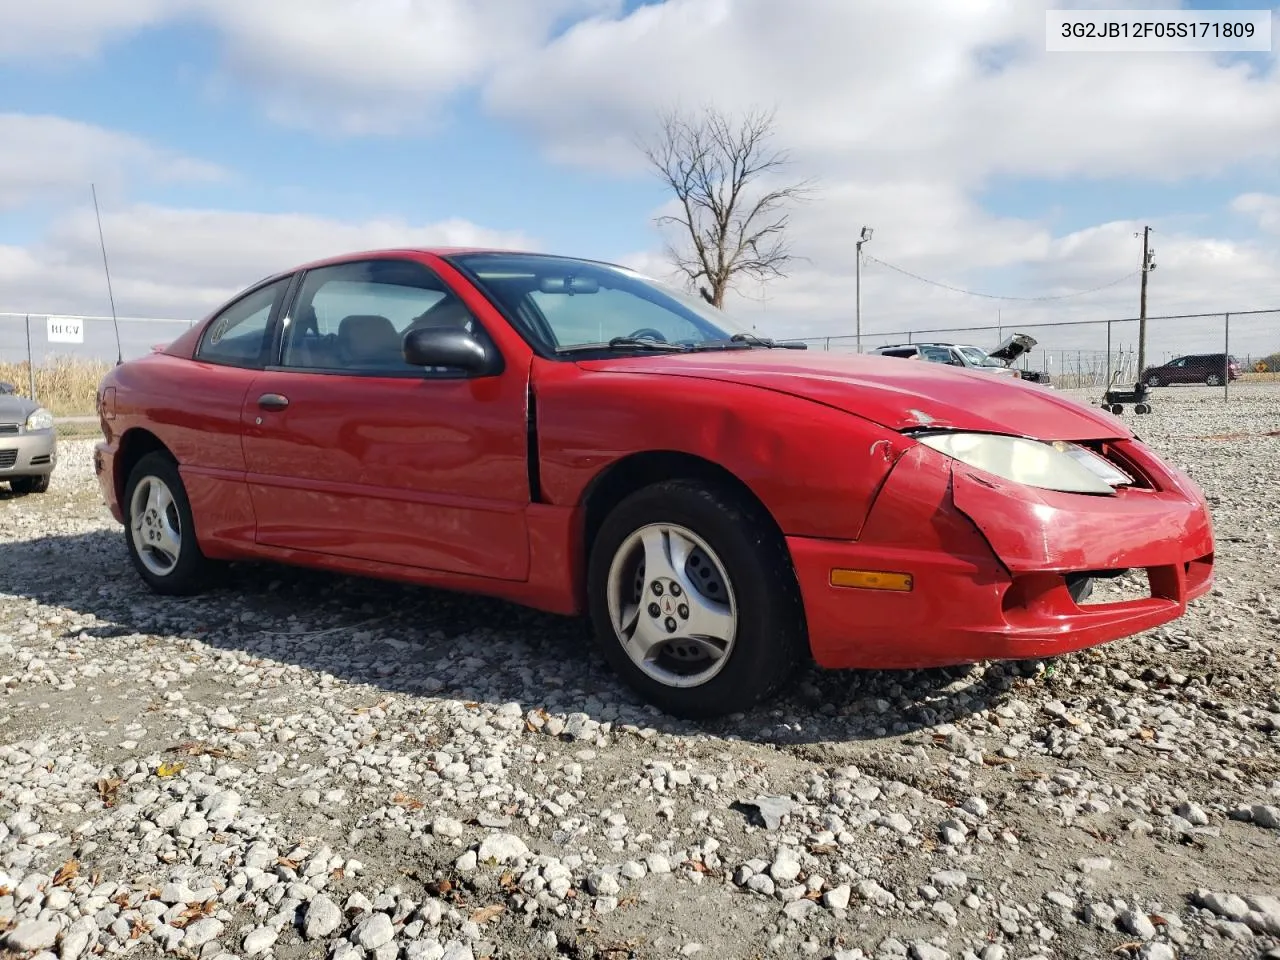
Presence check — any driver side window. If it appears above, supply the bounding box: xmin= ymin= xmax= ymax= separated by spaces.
xmin=281 ymin=259 xmax=478 ymax=375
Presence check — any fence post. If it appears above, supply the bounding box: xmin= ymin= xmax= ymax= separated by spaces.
xmin=1105 ymin=321 xmax=1112 ymax=388
xmin=1223 ymin=313 xmax=1230 ymax=401
xmin=24 ymin=314 xmax=36 ymax=401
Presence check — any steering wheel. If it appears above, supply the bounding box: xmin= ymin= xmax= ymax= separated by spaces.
xmin=626 ymin=327 xmax=668 ymax=342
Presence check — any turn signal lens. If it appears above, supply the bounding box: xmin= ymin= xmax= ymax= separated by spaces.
xmin=830 ymin=569 xmax=914 ymax=592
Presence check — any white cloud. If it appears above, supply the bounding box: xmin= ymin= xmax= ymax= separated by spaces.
xmin=1233 ymin=192 xmax=1280 ymax=233
xmin=0 ymin=0 xmax=176 ymax=58
xmin=485 ymin=0 xmax=1280 ymax=183
xmin=0 ymin=114 xmax=225 ymax=210
xmin=0 ymin=204 xmax=538 ymax=323
xmin=0 ymin=0 xmax=620 ymax=134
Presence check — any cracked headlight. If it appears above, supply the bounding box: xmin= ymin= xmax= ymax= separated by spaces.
xmin=917 ymin=432 xmax=1130 ymax=495
xmin=25 ymin=407 xmax=54 ymax=432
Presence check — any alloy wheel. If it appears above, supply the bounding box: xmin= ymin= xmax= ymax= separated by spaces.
xmin=605 ymin=522 xmax=738 ymax=689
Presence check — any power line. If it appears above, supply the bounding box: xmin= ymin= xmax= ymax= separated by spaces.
xmin=863 ymin=254 xmax=1140 ymax=302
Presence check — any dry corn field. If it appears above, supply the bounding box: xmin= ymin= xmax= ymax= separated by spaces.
xmin=0 ymin=359 xmax=112 ymax=417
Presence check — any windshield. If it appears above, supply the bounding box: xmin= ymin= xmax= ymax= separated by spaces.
xmin=444 ymin=252 xmax=760 ymax=354
xmin=957 ymin=346 xmax=997 ymax=366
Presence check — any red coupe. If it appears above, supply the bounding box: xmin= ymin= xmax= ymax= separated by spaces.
xmin=94 ymin=249 xmax=1215 ymax=717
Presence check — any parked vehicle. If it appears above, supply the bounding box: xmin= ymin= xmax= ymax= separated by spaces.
xmin=988 ymin=334 xmax=1053 ymax=385
xmin=94 ymin=248 xmax=1215 ymax=717
xmin=0 ymin=382 xmax=16 ymax=395
xmin=873 ymin=342 xmax=1015 ymax=378
xmin=0 ymin=393 xmax=57 ymax=494
xmin=1140 ymin=353 xmax=1241 ymax=387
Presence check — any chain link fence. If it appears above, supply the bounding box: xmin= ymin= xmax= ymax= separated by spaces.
xmin=795 ymin=309 xmax=1280 ymax=396
xmin=2 ymin=307 xmax=1278 ymax=414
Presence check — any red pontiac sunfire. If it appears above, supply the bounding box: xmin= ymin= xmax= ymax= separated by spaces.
xmin=94 ymin=249 xmax=1215 ymax=718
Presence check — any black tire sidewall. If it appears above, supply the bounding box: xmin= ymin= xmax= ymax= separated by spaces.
xmin=586 ymin=480 xmax=806 ymax=719
xmin=1146 ymin=376 xmax=1161 ymax=387
xmin=123 ymin=452 xmax=208 ymax=596
xmin=9 ymin=475 xmax=49 ymax=495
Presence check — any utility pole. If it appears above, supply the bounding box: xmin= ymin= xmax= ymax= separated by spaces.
xmin=855 ymin=226 xmax=873 ymax=353
xmin=1136 ymin=226 xmax=1156 ymax=374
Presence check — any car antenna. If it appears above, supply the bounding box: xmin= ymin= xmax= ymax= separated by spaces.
xmin=91 ymin=182 xmax=124 ymax=366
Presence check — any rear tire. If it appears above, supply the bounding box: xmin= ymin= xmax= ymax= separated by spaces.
xmin=587 ymin=480 xmax=807 ymax=719
xmin=9 ymin=475 xmax=50 ymax=495
xmin=123 ymin=452 xmax=213 ymax=596
xmin=1205 ymin=373 xmax=1222 ymax=386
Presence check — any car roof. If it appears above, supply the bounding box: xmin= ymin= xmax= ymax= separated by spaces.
xmin=285 ymin=247 xmax=592 ymax=274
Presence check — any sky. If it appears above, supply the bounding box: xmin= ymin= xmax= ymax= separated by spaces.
xmin=1 ymin=0 xmax=1279 ymax=366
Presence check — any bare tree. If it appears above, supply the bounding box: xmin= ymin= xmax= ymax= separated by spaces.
xmin=641 ymin=104 xmax=813 ymax=308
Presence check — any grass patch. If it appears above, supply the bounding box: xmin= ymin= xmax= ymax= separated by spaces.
xmin=0 ymin=357 xmax=110 ymax=417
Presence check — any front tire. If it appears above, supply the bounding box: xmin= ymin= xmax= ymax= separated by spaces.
xmin=587 ymin=480 xmax=806 ymax=719
xmin=9 ymin=475 xmax=50 ymax=495
xmin=123 ymin=452 xmax=212 ymax=596
xmin=1144 ymin=375 xmax=1162 ymax=388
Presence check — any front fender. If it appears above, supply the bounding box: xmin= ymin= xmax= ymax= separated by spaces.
xmin=531 ymin=360 xmax=915 ymax=540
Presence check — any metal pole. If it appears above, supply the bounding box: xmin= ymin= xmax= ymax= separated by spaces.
xmin=1137 ymin=225 xmax=1151 ymax=374
xmin=855 ymin=243 xmax=862 ymax=355
xmin=1105 ymin=320 xmax=1112 ymax=387
xmin=25 ymin=315 xmax=35 ymax=401
xmin=1224 ymin=313 xmax=1230 ymax=401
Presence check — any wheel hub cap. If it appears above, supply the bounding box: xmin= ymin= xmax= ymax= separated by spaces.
xmin=606 ymin=523 xmax=738 ymax=689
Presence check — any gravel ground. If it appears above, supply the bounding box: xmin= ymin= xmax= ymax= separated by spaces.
xmin=2 ymin=383 xmax=1279 ymax=960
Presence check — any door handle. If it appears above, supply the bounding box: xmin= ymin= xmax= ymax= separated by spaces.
xmin=257 ymin=393 xmax=289 ymax=411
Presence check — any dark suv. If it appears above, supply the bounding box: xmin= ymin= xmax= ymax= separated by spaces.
xmin=1140 ymin=353 xmax=1240 ymax=387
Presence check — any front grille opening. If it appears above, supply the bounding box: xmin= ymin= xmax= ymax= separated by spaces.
xmin=29 ymin=455 xmax=51 ymax=466
xmin=1071 ymin=568 xmax=1150 ymax=605
xmin=0 ymin=424 xmax=18 ymax=436
xmin=0 ymin=450 xmax=17 ymax=468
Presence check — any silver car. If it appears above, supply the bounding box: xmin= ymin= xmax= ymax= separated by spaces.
xmin=0 ymin=393 xmax=57 ymax=494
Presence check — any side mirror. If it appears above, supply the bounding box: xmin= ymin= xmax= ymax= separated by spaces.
xmin=402 ymin=327 xmax=500 ymax=376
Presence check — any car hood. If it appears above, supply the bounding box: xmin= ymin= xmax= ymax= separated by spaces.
xmin=988 ymin=332 xmax=1037 ymax=364
xmin=579 ymin=350 xmax=1127 ymax=440
xmin=0 ymin=394 xmax=37 ymax=423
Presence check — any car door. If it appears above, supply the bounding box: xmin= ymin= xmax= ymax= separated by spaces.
xmin=168 ymin=275 xmax=295 ymax=545
xmin=1167 ymin=357 xmax=1190 ymax=383
xmin=240 ymin=257 xmax=531 ymax=581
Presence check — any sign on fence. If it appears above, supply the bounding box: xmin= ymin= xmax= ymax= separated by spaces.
xmin=47 ymin=316 xmax=85 ymax=344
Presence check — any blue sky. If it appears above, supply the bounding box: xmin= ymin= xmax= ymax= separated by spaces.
xmin=2 ymin=0 xmax=1279 ymax=363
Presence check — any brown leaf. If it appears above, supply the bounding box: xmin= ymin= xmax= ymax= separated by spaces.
xmin=807 ymin=843 xmax=836 ymax=855
xmin=167 ymin=741 xmax=229 ymax=758
xmin=392 ymin=793 xmax=424 ymax=811
xmin=52 ymin=860 xmax=80 ymax=887
xmin=276 ymin=858 xmax=301 ymax=871
xmin=95 ymin=777 xmax=122 ymax=806
xmin=1138 ymin=728 xmax=1155 ymax=741
xmin=469 ymin=904 xmax=504 ymax=924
